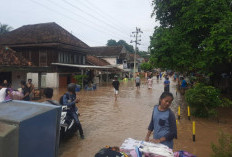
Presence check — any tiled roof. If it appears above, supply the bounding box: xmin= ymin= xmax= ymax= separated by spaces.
xmin=86 ymin=55 xmax=110 ymax=66
xmin=89 ymin=46 xmax=123 ymax=57
xmin=0 ymin=22 xmax=89 ymax=48
xmin=0 ymin=46 xmax=32 ymax=66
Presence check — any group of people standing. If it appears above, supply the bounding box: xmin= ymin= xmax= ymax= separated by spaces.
xmin=0 ymin=79 xmax=35 ymax=102
xmin=0 ymin=73 xmax=184 ymax=149
xmin=0 ymin=79 xmax=85 ymax=140
xmin=111 ymin=72 xmax=172 ymax=101
xmin=135 ymin=72 xmax=171 ymax=92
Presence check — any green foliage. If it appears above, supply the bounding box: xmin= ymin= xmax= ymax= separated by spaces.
xmin=140 ymin=62 xmax=153 ymax=71
xmin=211 ymin=131 xmax=232 ymax=157
xmin=107 ymin=39 xmax=117 ymax=46
xmin=185 ymin=83 xmax=221 ymax=117
xmin=220 ymin=97 xmax=232 ymax=108
xmin=0 ymin=23 xmax=13 ymax=35
xmin=73 ymin=75 xmax=87 ymax=85
xmin=150 ymin=0 xmax=232 ymax=75
xmin=150 ymin=27 xmax=194 ymax=72
xmin=106 ymin=39 xmax=134 ymax=53
xmin=137 ymin=51 xmax=150 ymax=59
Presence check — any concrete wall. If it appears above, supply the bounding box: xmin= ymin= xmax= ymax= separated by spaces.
xmin=46 ymin=73 xmax=59 ymax=88
xmin=103 ymin=57 xmax=125 ymax=70
xmin=12 ymin=72 xmax=27 ymax=90
xmin=27 ymin=73 xmax=59 ymax=88
xmin=103 ymin=58 xmax=117 ymax=65
xmin=118 ymin=64 xmax=123 ymax=70
xmin=27 ymin=73 xmax=39 ymax=88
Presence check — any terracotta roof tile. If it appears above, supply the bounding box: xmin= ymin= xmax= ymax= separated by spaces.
xmin=86 ymin=55 xmax=110 ymax=66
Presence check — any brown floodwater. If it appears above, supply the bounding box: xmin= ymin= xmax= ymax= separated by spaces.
xmin=37 ymin=78 xmax=232 ymax=157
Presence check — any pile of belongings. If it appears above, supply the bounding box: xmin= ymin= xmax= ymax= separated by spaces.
xmin=95 ymin=146 xmax=128 ymax=157
xmin=120 ymin=138 xmax=174 ymax=157
xmin=94 ymin=138 xmax=196 ymax=157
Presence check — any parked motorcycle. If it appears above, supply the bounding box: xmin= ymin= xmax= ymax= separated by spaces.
xmin=60 ymin=106 xmax=78 ymax=140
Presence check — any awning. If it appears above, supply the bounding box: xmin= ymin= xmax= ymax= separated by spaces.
xmin=51 ymin=63 xmax=116 ymax=69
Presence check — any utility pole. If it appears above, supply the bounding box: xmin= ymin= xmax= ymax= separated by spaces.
xmin=131 ymin=27 xmax=143 ymax=79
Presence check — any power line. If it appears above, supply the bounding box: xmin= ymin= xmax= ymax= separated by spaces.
xmin=46 ymin=0 xmax=125 ymax=40
xmin=30 ymin=0 xmax=129 ymax=43
xmin=62 ymin=0 xmax=131 ymax=40
xmin=80 ymin=0 xmax=132 ymax=32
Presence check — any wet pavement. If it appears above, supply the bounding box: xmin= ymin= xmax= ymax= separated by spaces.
xmin=38 ymin=78 xmax=232 ymax=157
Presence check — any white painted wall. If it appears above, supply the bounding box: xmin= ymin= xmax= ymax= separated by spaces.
xmin=46 ymin=73 xmax=59 ymax=88
xmin=94 ymin=76 xmax=100 ymax=84
xmin=27 ymin=72 xmax=59 ymax=88
xmin=12 ymin=72 xmax=27 ymax=89
xmin=103 ymin=58 xmax=117 ymax=65
xmin=103 ymin=57 xmax=125 ymax=70
xmin=118 ymin=64 xmax=123 ymax=70
xmin=27 ymin=73 xmax=39 ymax=88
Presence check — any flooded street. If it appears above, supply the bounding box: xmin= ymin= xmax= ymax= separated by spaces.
xmin=39 ymin=78 xmax=232 ymax=157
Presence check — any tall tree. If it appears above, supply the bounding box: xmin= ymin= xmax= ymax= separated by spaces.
xmin=150 ymin=0 xmax=232 ymax=75
xmin=106 ymin=39 xmax=117 ymax=46
xmin=106 ymin=39 xmax=134 ymax=53
xmin=137 ymin=51 xmax=150 ymax=59
xmin=117 ymin=40 xmax=134 ymax=53
xmin=0 ymin=23 xmax=13 ymax=35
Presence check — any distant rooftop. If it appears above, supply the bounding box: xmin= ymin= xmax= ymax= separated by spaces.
xmin=89 ymin=46 xmax=124 ymax=57
xmin=86 ymin=55 xmax=110 ymax=66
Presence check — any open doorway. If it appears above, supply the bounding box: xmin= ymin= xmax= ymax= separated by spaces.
xmin=0 ymin=72 xmax=12 ymax=85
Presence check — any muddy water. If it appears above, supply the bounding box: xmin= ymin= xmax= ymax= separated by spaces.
xmin=38 ymin=78 xmax=232 ymax=157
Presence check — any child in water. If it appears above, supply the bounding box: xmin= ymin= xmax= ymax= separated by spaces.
xmin=145 ymin=92 xmax=177 ymax=149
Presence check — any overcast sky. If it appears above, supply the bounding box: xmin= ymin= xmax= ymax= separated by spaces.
xmin=0 ymin=0 xmax=158 ymax=51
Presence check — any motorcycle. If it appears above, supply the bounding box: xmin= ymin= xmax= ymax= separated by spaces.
xmin=60 ymin=106 xmax=78 ymax=140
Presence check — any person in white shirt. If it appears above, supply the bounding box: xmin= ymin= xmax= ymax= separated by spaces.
xmin=0 ymin=83 xmax=7 ymax=102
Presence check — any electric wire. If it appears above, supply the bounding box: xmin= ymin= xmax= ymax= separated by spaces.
xmin=62 ymin=0 xmax=131 ymax=40
xmin=30 ymin=0 xmax=129 ymax=43
xmin=30 ymin=0 xmax=150 ymax=50
xmin=46 ymin=0 xmax=125 ymax=40
xmin=78 ymin=0 xmax=132 ymax=32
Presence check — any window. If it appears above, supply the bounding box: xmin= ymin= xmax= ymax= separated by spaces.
xmin=59 ymin=53 xmax=63 ymax=63
xmin=79 ymin=55 xmax=82 ymax=64
xmin=65 ymin=54 xmax=68 ymax=63
xmin=69 ymin=54 xmax=72 ymax=63
xmin=74 ymin=55 xmax=77 ymax=63
xmin=39 ymin=52 xmax=47 ymax=66
xmin=83 ymin=56 xmax=85 ymax=64
xmin=74 ymin=55 xmax=78 ymax=64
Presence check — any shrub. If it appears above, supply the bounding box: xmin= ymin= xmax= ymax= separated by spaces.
xmin=211 ymin=131 xmax=232 ymax=157
xmin=185 ymin=83 xmax=221 ymax=117
xmin=140 ymin=62 xmax=153 ymax=71
xmin=220 ymin=97 xmax=232 ymax=108
xmin=73 ymin=75 xmax=87 ymax=85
